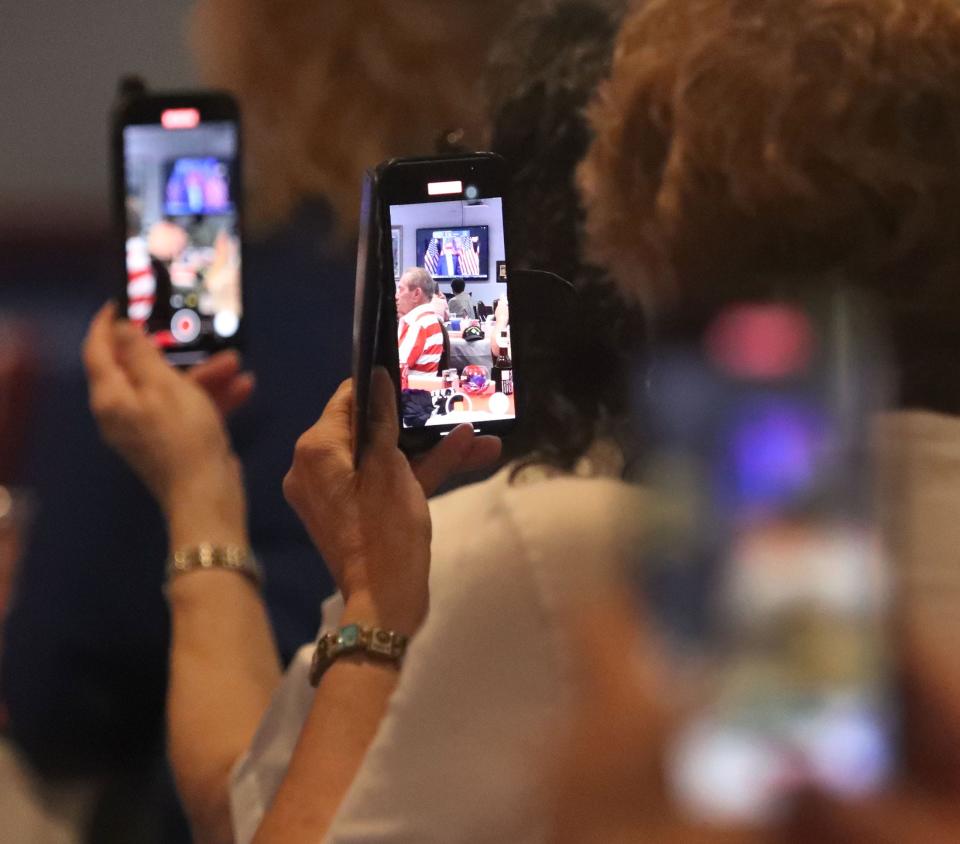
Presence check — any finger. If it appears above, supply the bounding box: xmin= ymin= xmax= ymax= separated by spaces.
xmin=899 ymin=625 xmax=960 ymax=792
xmin=456 ymin=435 xmax=502 ymax=474
xmin=368 ymin=367 xmax=400 ymax=451
xmin=411 ymin=424 xmax=486 ymax=496
xmin=307 ymin=378 xmax=354 ymax=446
xmin=82 ymin=302 xmax=120 ymax=381
xmin=82 ymin=302 xmax=137 ymax=403
xmin=113 ymin=320 xmax=174 ymax=388
xmin=212 ymin=372 xmax=256 ymax=416
xmin=789 ymin=792 xmax=960 ymax=844
xmin=188 ymin=350 xmax=241 ymax=390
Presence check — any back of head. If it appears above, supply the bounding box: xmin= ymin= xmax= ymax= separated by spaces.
xmin=451 ymin=278 xmax=466 ymax=295
xmin=582 ymin=0 xmax=960 ymax=313
xmin=581 ymin=0 xmax=960 ymax=410
xmin=192 ymin=0 xmax=516 ymax=231
xmin=486 ymin=0 xmax=628 ymax=282
xmin=484 ymin=0 xmax=644 ymax=470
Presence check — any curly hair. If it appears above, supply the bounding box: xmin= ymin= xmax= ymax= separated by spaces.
xmin=191 ymin=0 xmax=515 ymax=233
xmin=581 ymin=0 xmax=960 ymax=326
xmin=483 ymin=0 xmax=644 ymax=472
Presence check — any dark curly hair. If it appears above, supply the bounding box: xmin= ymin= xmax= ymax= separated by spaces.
xmin=582 ymin=0 xmax=960 ymax=412
xmin=485 ymin=0 xmax=645 ymax=472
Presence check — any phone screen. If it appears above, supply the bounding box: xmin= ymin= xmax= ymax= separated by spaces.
xmin=118 ymin=99 xmax=242 ymax=364
xmin=638 ymin=294 xmax=896 ymax=824
xmin=385 ymin=165 xmax=516 ymax=435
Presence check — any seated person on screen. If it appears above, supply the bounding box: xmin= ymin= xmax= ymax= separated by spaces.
xmin=431 ymin=287 xmax=450 ymax=322
xmin=396 ymin=267 xmax=444 ymax=374
xmin=447 ymin=278 xmax=472 ymax=318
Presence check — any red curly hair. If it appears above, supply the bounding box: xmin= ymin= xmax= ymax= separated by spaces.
xmin=581 ymin=0 xmax=960 ymax=320
xmin=191 ymin=0 xmax=515 ymax=232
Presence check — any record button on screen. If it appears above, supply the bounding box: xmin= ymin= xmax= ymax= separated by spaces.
xmin=171 ymin=309 xmax=202 ymax=344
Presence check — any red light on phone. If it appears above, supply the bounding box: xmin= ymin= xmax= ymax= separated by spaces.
xmin=161 ymin=108 xmax=201 ymax=130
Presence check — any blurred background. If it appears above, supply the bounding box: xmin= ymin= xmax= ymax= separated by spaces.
xmin=1 ymin=0 xmax=196 ymax=364
xmin=1 ymin=4 xmax=196 ymax=840
xmin=1 ymin=1 xmax=195 ymax=232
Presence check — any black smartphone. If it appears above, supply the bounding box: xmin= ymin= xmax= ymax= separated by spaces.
xmin=636 ymin=291 xmax=897 ymax=824
xmin=352 ymin=169 xmax=390 ymax=466
xmin=112 ymin=88 xmax=244 ymax=365
xmin=354 ymin=153 xmax=518 ymax=460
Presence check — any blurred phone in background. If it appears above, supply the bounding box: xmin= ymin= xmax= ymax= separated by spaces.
xmin=112 ymin=86 xmax=244 ymax=365
xmin=635 ymin=289 xmax=896 ymax=824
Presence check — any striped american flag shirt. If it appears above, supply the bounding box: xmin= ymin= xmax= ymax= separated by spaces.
xmin=398 ymin=302 xmax=444 ymax=374
xmin=126 ymin=236 xmax=156 ymax=326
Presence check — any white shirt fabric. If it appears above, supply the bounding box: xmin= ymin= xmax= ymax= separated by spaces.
xmin=231 ymin=458 xmax=646 ymax=843
xmin=231 ymin=410 xmax=960 ymax=842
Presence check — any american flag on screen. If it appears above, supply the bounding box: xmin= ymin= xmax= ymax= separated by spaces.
xmin=460 ymin=234 xmax=481 ymax=276
xmin=424 ymin=237 xmax=440 ymax=275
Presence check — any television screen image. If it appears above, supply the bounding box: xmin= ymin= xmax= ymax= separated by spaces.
xmin=416 ymin=226 xmax=488 ymax=280
xmin=164 ymin=157 xmax=233 ymax=216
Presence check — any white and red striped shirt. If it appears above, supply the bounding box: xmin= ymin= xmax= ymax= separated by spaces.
xmin=398 ymin=302 xmax=443 ymax=375
xmin=126 ymin=236 xmax=156 ymax=326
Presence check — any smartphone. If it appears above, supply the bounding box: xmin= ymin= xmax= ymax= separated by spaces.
xmin=354 ymin=153 xmax=517 ymax=459
xmin=636 ymin=290 xmax=896 ymax=824
xmin=112 ymin=88 xmax=244 ymax=365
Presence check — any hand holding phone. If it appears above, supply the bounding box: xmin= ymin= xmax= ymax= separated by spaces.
xmin=352 ymin=153 xmax=519 ymax=461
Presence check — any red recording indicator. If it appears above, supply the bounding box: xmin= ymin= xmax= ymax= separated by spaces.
xmin=161 ymin=108 xmax=201 ymax=130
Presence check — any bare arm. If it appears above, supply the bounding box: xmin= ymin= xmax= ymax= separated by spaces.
xmin=251 ymin=594 xmax=402 ymax=843
xmin=165 ymin=476 xmax=282 ymax=844
xmin=84 ymin=306 xmax=499 ymax=843
xmin=83 ymin=305 xmax=281 ymax=844
xmin=253 ymin=372 xmax=500 ymax=842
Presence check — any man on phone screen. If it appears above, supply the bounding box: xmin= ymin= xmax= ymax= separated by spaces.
xmin=396 ymin=267 xmax=444 ymax=374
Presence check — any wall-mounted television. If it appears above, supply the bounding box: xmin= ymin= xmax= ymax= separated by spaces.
xmin=416 ymin=225 xmax=489 ymax=280
xmin=164 ymin=157 xmax=233 ymax=216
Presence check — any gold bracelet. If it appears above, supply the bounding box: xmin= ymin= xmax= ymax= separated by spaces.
xmin=165 ymin=544 xmax=263 ymax=589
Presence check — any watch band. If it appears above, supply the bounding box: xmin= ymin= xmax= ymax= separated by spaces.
xmin=310 ymin=623 xmax=409 ymax=687
xmin=165 ymin=544 xmax=263 ymax=589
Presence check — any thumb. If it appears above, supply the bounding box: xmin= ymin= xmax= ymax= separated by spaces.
xmin=411 ymin=424 xmax=480 ymax=496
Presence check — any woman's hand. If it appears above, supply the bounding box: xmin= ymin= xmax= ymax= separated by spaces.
xmin=82 ymin=302 xmax=253 ymax=546
xmin=283 ymin=369 xmax=500 ymax=635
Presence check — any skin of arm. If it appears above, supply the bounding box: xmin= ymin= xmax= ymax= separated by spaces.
xmin=164 ymin=465 xmax=282 ymax=844
xmin=84 ymin=307 xmax=500 ymax=843
xmin=250 ymin=593 xmax=405 ymax=843
xmin=253 ymin=371 xmax=500 ymax=842
xmin=83 ymin=304 xmax=281 ymax=844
